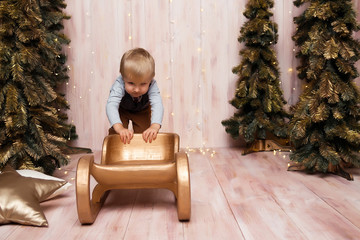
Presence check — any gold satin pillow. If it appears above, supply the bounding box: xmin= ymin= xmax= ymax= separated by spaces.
xmin=0 ymin=169 xmax=66 ymax=226
xmin=16 ymin=169 xmax=72 ymax=201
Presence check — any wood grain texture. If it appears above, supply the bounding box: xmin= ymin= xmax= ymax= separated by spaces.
xmin=2 ymin=149 xmax=360 ymax=240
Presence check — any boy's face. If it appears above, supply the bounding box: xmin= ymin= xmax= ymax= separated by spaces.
xmin=123 ymin=76 xmax=151 ymax=98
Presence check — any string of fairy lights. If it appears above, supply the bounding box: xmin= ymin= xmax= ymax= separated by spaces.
xmin=63 ymin=7 xmax=94 ymax=141
xmin=168 ymin=0 xmax=175 ymax=128
xmin=199 ymin=0 xmax=205 ymax=146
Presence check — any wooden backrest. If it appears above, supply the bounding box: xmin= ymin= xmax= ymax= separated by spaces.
xmin=101 ymin=133 xmax=180 ymax=165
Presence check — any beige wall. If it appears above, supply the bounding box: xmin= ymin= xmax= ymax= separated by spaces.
xmin=63 ymin=1 xmax=360 ymax=150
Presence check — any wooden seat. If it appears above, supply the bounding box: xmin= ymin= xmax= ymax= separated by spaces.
xmin=75 ymin=133 xmax=191 ymax=224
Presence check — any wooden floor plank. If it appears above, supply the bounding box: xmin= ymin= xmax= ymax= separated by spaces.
xmin=274 ymin=152 xmax=360 ymax=230
xmin=2 ymin=149 xmax=360 ymax=240
xmin=123 ymin=189 xmax=184 ymax=240
xmin=182 ymin=150 xmax=245 ymax=240
xmin=0 ymin=225 xmax=20 ymax=240
xmin=60 ymin=189 xmax=138 ymax=240
xmin=237 ymin=150 xmax=360 ymax=240
xmin=209 ymin=149 xmax=307 ymax=240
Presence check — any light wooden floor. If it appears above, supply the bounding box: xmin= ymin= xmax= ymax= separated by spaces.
xmin=1 ymin=148 xmax=360 ymax=240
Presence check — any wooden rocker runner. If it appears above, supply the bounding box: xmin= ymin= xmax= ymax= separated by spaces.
xmin=75 ymin=133 xmax=191 ymax=224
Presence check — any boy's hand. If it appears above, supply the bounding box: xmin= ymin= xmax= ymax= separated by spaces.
xmin=113 ymin=123 xmax=133 ymax=144
xmin=143 ymin=123 xmax=160 ymax=143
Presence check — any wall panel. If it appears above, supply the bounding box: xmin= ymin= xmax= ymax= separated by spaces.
xmin=62 ymin=1 xmax=360 ymax=150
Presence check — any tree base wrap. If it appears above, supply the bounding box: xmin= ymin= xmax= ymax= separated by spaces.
xmin=242 ymin=138 xmax=292 ymax=155
xmin=287 ymin=162 xmax=354 ymax=181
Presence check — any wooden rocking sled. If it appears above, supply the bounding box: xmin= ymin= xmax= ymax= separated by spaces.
xmin=75 ymin=133 xmax=191 ymax=224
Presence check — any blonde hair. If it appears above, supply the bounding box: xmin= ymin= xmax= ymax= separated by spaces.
xmin=120 ymin=48 xmax=155 ymax=81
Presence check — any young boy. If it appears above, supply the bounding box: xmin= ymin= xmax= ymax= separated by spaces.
xmin=106 ymin=48 xmax=164 ymax=144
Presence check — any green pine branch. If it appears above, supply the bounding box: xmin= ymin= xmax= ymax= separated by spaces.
xmin=0 ymin=0 xmax=77 ymax=174
xmin=290 ymin=0 xmax=360 ymax=178
xmin=222 ymin=0 xmax=289 ymax=144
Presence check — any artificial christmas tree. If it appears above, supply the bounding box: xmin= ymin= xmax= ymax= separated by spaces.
xmin=0 ymin=0 xmax=76 ymax=174
xmin=289 ymin=0 xmax=360 ymax=180
xmin=222 ymin=0 xmax=290 ymax=154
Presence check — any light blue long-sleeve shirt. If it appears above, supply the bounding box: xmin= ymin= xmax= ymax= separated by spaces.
xmin=106 ymin=76 xmax=164 ymax=127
